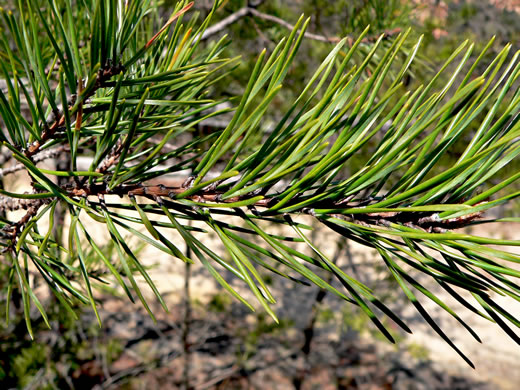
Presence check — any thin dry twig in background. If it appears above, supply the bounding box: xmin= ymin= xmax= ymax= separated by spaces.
xmin=0 ymin=145 xmax=70 ymax=178
xmin=200 ymin=3 xmax=401 ymax=44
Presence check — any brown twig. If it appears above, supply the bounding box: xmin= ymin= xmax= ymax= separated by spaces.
xmin=71 ymin=182 xmax=484 ymax=233
xmin=24 ymin=114 xmax=66 ymax=159
xmin=1 ymin=177 xmax=483 ymax=253
xmin=69 ymin=183 xmax=273 ymax=206
xmin=350 ymin=207 xmax=485 ymax=233
xmin=2 ymin=176 xmax=484 ymax=234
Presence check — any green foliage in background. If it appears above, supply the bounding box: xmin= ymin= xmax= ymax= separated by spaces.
xmin=203 ymin=0 xmax=419 ymax=118
xmin=2 ymin=0 xmax=520 ymax=370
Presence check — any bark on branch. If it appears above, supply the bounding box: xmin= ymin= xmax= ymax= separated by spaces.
xmin=0 ymin=173 xmax=484 ymax=255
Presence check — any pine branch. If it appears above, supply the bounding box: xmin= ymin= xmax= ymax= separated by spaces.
xmin=2 ymin=0 xmax=520 ymax=365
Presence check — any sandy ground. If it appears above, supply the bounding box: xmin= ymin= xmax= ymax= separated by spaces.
xmin=5 ymin=168 xmax=520 ymax=388
xmin=129 ymin=214 xmax=520 ymax=389
xmin=396 ymin=223 xmax=520 ymax=389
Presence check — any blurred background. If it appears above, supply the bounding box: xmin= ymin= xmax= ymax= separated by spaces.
xmin=2 ymin=1 xmax=520 ymax=389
